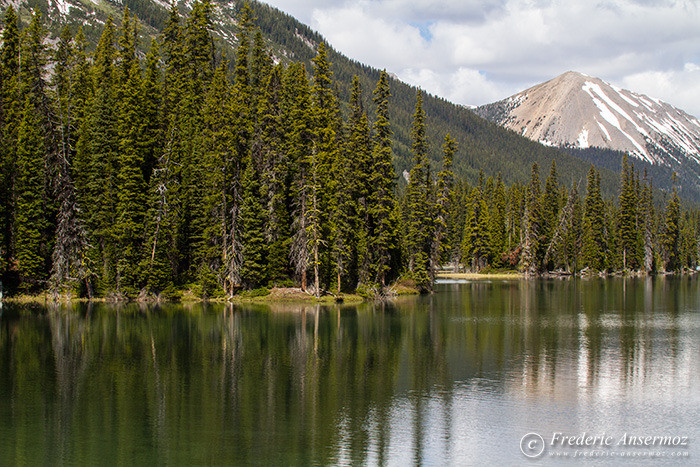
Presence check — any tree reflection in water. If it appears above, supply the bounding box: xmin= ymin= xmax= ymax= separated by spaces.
xmin=1 ymin=276 xmax=699 ymax=464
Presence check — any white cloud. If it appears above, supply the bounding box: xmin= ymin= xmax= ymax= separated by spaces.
xmin=622 ymin=65 xmax=700 ymax=117
xmin=260 ymin=0 xmax=700 ymax=116
xmin=310 ymin=6 xmax=429 ymax=72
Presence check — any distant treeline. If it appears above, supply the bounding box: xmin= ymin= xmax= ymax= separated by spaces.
xmin=0 ymin=3 xmax=697 ymax=299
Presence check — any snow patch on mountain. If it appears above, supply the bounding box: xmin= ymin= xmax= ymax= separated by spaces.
xmin=52 ymin=0 xmax=71 ymax=16
xmin=577 ymin=128 xmax=589 ymax=149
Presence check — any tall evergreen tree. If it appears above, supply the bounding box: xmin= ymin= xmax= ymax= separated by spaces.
xmin=461 ymin=185 xmax=490 ymax=271
xmin=0 ymin=6 xmax=21 ymax=282
xmin=284 ymin=63 xmax=314 ymax=291
xmin=13 ymin=97 xmax=47 ymax=289
xmin=617 ymin=154 xmax=641 ymax=270
xmin=488 ymin=173 xmax=507 ymax=268
xmin=405 ymin=91 xmax=433 ymax=291
xmin=582 ymin=166 xmax=607 ymax=271
xmin=14 ymin=11 xmax=54 ymax=290
xmin=259 ymin=65 xmax=291 ymax=285
xmin=432 ymin=134 xmax=456 ymax=274
xmin=541 ymin=160 xmax=559 ymax=269
xmin=141 ymin=7 xmax=185 ymax=293
xmin=640 ymin=170 xmax=655 ymax=272
xmin=114 ymin=51 xmax=146 ymax=292
xmin=332 ymin=76 xmax=367 ymax=291
xmin=74 ymin=16 xmax=120 ymax=292
xmin=308 ymin=42 xmax=341 ymax=296
xmin=49 ymin=25 xmax=91 ymax=294
xmin=662 ymin=183 xmax=681 ymax=271
xmin=180 ymin=0 xmax=215 ymax=280
xmin=367 ymin=70 xmax=397 ymax=286
xmin=239 ymin=156 xmax=268 ymax=289
xmin=521 ymin=163 xmax=542 ymax=275
xmin=197 ymin=59 xmax=235 ymax=294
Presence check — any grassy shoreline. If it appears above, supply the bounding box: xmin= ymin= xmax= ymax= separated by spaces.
xmin=0 ymin=285 xmax=412 ymax=306
xmin=437 ymin=271 xmax=524 ymax=279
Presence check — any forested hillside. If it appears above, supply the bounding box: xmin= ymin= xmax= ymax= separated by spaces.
xmin=1 ymin=3 xmax=698 ymax=300
xmin=0 ymin=0 xmax=625 ymax=195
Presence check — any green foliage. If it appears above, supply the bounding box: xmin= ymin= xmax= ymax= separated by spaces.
xmin=522 ymin=164 xmax=542 ymax=274
xmin=582 ymin=167 xmax=607 ymax=271
xmin=367 ymin=70 xmax=397 ymax=286
xmin=617 ymin=155 xmax=641 ymax=270
xmin=404 ymin=91 xmax=434 ymax=291
xmin=14 ymin=97 xmax=47 ymax=288
xmin=0 ymin=7 xmax=21 ymax=278
xmin=240 ymin=158 xmax=269 ymax=289
xmin=2 ymin=6 xmax=700 ymax=299
xmin=662 ymin=186 xmax=681 ymax=271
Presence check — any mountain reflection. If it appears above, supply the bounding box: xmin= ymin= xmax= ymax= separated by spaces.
xmin=1 ymin=277 xmax=698 ymax=464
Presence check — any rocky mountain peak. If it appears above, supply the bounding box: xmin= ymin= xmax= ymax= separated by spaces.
xmin=476 ymin=71 xmax=700 ymax=169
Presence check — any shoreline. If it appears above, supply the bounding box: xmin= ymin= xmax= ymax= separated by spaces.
xmin=4 ymin=271 xmax=698 ymax=305
xmin=437 ymin=272 xmax=523 ymax=280
xmin=0 ymin=285 xmax=413 ymax=306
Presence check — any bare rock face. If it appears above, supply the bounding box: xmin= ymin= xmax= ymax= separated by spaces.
xmin=476 ymin=71 xmax=700 ymax=167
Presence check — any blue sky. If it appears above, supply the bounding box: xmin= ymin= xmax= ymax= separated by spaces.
xmin=259 ymin=0 xmax=700 ymax=117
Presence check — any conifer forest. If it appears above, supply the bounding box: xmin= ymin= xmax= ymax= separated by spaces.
xmin=1 ymin=2 xmax=699 ymax=299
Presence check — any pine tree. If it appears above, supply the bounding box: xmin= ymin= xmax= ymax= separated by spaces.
xmin=680 ymin=211 xmax=696 ymax=269
xmin=541 ymin=160 xmax=559 ymax=270
xmin=618 ymin=154 xmax=640 ymax=270
xmin=308 ymin=42 xmax=341 ymax=296
xmin=367 ymin=70 xmax=397 ymax=286
xmin=432 ymin=134 xmax=456 ymax=274
xmin=521 ymin=163 xmax=542 ymax=275
xmin=258 ymin=65 xmax=292 ymax=285
xmin=461 ymin=186 xmax=490 ymax=271
xmin=284 ymin=63 xmax=313 ymax=291
xmin=662 ymin=183 xmax=681 ymax=271
xmin=14 ymin=10 xmax=55 ymax=291
xmin=142 ymin=7 xmax=184 ymax=293
xmin=640 ymin=170 xmax=655 ymax=273
xmin=305 ymin=145 xmax=323 ymax=297
xmin=582 ymin=166 xmax=607 ymax=271
xmin=14 ymin=97 xmax=47 ymax=289
xmin=198 ymin=59 xmax=234 ymax=295
xmin=48 ymin=25 xmax=91 ymax=294
xmin=239 ymin=156 xmax=268 ymax=289
xmin=488 ymin=173 xmax=507 ymax=267
xmin=114 ymin=56 xmax=146 ymax=293
xmin=332 ymin=76 xmax=367 ymax=291
xmin=180 ymin=0 xmax=215 ymax=280
xmin=405 ymin=91 xmax=434 ymax=291
xmin=0 ymin=6 xmax=21 ymax=281
xmin=72 ymin=17 xmax=120 ymax=292
xmin=504 ymin=182 xmax=524 ymax=264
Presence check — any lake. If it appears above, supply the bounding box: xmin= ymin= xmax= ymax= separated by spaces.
xmin=1 ymin=277 xmax=698 ymax=465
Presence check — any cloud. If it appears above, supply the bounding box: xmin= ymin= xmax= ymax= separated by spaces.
xmin=622 ymin=64 xmax=700 ymax=117
xmin=260 ymin=0 xmax=700 ymax=115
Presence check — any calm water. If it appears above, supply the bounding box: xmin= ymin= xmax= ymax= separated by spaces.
xmin=1 ymin=277 xmax=699 ymax=465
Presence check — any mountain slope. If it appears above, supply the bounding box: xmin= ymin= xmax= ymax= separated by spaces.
xmin=476 ymin=71 xmax=700 ymax=197
xmin=1 ymin=1 xmax=626 ymax=196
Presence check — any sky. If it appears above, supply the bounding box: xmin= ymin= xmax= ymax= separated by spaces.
xmin=258 ymin=0 xmax=700 ymax=117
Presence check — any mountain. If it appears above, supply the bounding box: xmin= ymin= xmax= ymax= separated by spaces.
xmin=0 ymin=1 xmax=639 ymax=197
xmin=476 ymin=71 xmax=700 ymax=198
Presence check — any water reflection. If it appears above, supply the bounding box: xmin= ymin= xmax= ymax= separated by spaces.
xmin=1 ymin=277 xmax=699 ymax=464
